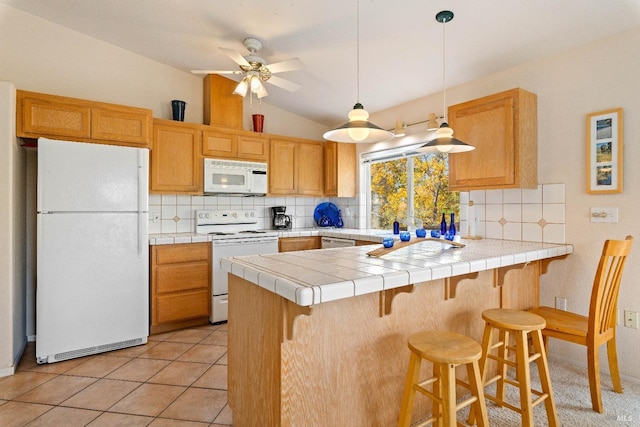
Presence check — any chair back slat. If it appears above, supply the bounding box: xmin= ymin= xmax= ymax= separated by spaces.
xmin=589 ymin=236 xmax=633 ymax=338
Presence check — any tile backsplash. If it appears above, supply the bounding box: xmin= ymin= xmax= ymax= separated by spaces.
xmin=148 ymin=194 xmax=362 ymax=234
xmin=149 ymin=183 xmax=566 ymax=245
xmin=459 ymin=183 xmax=566 ymax=244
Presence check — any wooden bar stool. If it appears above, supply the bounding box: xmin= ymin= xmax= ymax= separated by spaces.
xmin=473 ymin=308 xmax=558 ymax=427
xmin=398 ymin=330 xmax=489 ymax=427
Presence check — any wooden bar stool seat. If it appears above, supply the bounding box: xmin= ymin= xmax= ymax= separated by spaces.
xmin=398 ymin=330 xmax=489 ymax=427
xmin=474 ymin=308 xmax=558 ymax=427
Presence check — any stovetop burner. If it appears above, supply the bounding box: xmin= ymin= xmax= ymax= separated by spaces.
xmin=239 ymin=230 xmax=266 ymax=234
xmin=208 ymin=232 xmax=236 ymax=235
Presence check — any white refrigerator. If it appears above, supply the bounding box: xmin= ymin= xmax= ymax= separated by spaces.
xmin=36 ymin=137 xmax=149 ymax=363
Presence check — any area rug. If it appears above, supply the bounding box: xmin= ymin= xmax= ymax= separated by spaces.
xmin=454 ymin=355 xmax=640 ymax=426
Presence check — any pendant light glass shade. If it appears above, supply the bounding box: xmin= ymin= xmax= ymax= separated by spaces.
xmin=323 ymin=103 xmax=393 ymax=143
xmin=323 ymin=0 xmax=393 ymax=144
xmin=418 ymin=11 xmax=475 ymax=154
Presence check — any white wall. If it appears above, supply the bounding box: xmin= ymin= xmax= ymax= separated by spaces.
xmin=0 ymin=3 xmax=327 ymax=375
xmin=370 ymin=27 xmax=640 ymax=381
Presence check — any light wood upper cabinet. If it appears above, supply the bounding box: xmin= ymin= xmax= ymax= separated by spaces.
xmin=269 ymin=138 xmax=297 ymax=195
xmin=269 ymin=137 xmax=323 ymax=197
xmin=202 ymin=127 xmax=269 ymax=161
xmin=150 ymin=119 xmax=203 ymax=194
xmin=16 ymin=90 xmax=152 ymax=148
xmin=324 ymin=142 xmax=356 ymax=197
xmin=447 ymin=88 xmax=537 ymax=191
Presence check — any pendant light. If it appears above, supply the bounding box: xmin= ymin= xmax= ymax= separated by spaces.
xmin=419 ymin=11 xmax=475 ymax=153
xmin=322 ymin=0 xmax=393 ymax=143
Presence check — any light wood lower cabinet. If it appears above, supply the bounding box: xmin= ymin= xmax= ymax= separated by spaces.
xmin=150 ymin=242 xmax=211 ymax=334
xmin=150 ymin=119 xmax=203 ymax=194
xmin=278 ymin=236 xmax=321 ymax=252
xmin=16 ymin=90 xmax=152 ymax=148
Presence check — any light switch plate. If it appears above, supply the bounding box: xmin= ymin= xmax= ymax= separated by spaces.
xmin=590 ymin=207 xmax=618 ymax=223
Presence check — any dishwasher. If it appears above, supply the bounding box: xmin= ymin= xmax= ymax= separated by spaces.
xmin=321 ymin=236 xmax=356 ymax=248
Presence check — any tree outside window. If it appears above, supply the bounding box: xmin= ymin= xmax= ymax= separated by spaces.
xmin=369 ymin=153 xmax=459 ymax=230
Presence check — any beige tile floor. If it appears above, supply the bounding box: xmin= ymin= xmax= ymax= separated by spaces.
xmin=0 ymin=323 xmax=232 ymax=427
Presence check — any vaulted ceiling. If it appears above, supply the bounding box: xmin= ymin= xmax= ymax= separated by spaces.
xmin=2 ymin=0 xmax=639 ymax=126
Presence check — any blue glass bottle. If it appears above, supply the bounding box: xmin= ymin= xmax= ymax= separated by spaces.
xmin=445 ymin=213 xmax=456 ymax=241
xmin=336 ymin=210 xmax=344 ymax=228
xmin=439 ymin=213 xmax=447 ymax=236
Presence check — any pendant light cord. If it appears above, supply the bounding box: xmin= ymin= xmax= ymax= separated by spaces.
xmin=356 ymin=0 xmax=360 ymax=104
xmin=441 ymin=17 xmax=447 ymax=123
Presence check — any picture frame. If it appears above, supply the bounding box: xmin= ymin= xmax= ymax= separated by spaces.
xmin=587 ymin=108 xmax=623 ymax=194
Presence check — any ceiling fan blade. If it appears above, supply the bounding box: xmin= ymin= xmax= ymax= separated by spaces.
xmin=267 ymin=58 xmax=304 ymax=74
xmin=267 ymin=75 xmax=301 ymax=92
xmin=219 ymin=47 xmax=250 ymax=67
xmin=190 ymin=70 xmax=243 ymax=75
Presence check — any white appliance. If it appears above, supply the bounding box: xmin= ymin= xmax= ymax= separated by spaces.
xmin=196 ymin=209 xmax=278 ymax=323
xmin=203 ymin=158 xmax=268 ymax=196
xmin=36 ymin=138 xmax=149 ymax=364
xmin=321 ymin=236 xmax=356 ymax=248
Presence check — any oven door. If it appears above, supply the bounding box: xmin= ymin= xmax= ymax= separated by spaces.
xmin=211 ymin=237 xmax=279 ymax=323
xmin=204 ymin=166 xmax=250 ymax=195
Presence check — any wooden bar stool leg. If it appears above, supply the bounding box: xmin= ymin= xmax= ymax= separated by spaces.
xmin=466 ymin=360 xmax=489 ymax=427
xmin=587 ymin=341 xmax=603 ymax=413
xmin=399 ymin=352 xmax=422 ymax=427
xmin=607 ymin=338 xmax=623 ymax=393
xmin=515 ymin=330 xmax=534 ymax=427
xmin=433 ymin=364 xmax=442 ymax=427
xmin=441 ymin=363 xmax=456 ymax=427
xmin=531 ymin=329 xmax=558 ymax=427
xmin=496 ymin=329 xmax=509 ymax=404
xmin=469 ymin=323 xmax=493 ymax=426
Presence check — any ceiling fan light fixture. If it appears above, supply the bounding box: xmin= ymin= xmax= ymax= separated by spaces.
xmin=233 ymin=77 xmax=249 ymax=97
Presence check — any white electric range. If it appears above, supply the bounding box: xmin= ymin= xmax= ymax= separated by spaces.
xmin=196 ymin=209 xmax=279 ymax=323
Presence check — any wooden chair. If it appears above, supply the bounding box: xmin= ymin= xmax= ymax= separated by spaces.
xmin=529 ymin=235 xmax=633 ymax=413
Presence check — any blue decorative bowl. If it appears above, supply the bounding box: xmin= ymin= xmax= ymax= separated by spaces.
xmin=416 ymin=228 xmax=427 ymax=238
xmin=382 ymin=238 xmax=394 ymax=248
xmin=430 ymin=230 xmax=441 ymax=238
xmin=399 ymin=232 xmax=411 ymax=242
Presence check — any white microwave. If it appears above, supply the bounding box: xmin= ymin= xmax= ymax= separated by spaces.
xmin=203 ymin=158 xmax=268 ymax=196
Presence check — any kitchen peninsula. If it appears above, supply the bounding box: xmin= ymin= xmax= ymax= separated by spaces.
xmin=221 ymin=238 xmax=573 ymax=426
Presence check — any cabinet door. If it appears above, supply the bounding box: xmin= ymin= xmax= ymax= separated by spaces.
xmin=324 ymin=142 xmax=356 ymax=197
xmin=17 ymin=91 xmax=91 ymax=140
xmin=202 ymin=129 xmax=236 ymax=158
xmin=278 ymin=236 xmax=321 ymax=252
xmin=237 ymin=135 xmax=269 ymax=161
xmin=150 ymin=120 xmax=203 ymax=194
xmin=297 ymin=141 xmax=324 ymax=196
xmin=91 ymin=106 xmax=152 ymax=147
xmin=269 ymin=139 xmax=297 ymax=195
xmin=448 ymin=88 xmax=537 ymax=191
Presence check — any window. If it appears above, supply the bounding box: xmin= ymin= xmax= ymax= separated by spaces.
xmin=366 ymin=150 xmax=459 ymax=230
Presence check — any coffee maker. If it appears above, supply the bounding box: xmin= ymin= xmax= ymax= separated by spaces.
xmin=271 ymin=206 xmax=292 ymax=230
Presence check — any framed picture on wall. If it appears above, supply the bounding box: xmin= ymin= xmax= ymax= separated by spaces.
xmin=587 ymin=108 xmax=623 ymax=194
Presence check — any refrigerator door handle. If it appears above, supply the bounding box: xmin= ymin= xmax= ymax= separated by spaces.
xmin=137 ymin=150 xmax=146 ymax=257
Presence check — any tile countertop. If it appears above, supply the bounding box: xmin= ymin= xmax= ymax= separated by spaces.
xmin=220 ymin=238 xmax=574 ymax=307
xmin=148 ymin=228 xmax=388 ymax=245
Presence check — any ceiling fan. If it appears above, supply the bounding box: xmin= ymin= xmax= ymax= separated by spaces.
xmin=191 ymin=37 xmax=304 ymax=98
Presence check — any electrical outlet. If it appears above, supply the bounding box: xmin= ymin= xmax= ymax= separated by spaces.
xmin=624 ymin=310 xmax=639 ymax=329
xmin=555 ymin=297 xmax=567 ymax=311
